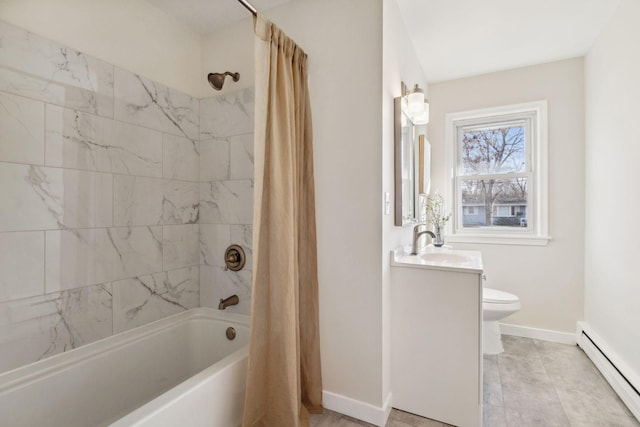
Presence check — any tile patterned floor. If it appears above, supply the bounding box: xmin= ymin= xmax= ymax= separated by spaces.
xmin=310 ymin=335 xmax=639 ymax=427
xmin=310 ymin=408 xmax=451 ymax=427
xmin=484 ymin=336 xmax=638 ymax=426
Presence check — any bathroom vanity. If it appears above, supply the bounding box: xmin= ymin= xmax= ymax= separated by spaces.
xmin=390 ymin=246 xmax=483 ymax=427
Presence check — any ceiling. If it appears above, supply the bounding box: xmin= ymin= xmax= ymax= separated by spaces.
xmin=395 ymin=0 xmax=620 ymax=83
xmin=147 ymin=0 xmax=620 ymax=83
xmin=147 ymin=0 xmax=292 ymax=34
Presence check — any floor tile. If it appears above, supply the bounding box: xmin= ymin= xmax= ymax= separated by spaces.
xmin=310 ymin=409 xmax=374 ymax=427
xmin=483 ymin=404 xmax=507 ymax=427
xmin=387 ymin=409 xmax=444 ymax=426
xmin=499 ymin=354 xmax=556 ymax=400
xmin=555 ymin=382 xmax=639 ymax=426
xmin=483 ymin=381 xmax=503 ymax=407
xmin=504 ymin=402 xmax=571 ymax=427
xmin=537 ymin=343 xmax=610 ymax=392
xmin=501 ymin=335 xmax=538 ymax=356
xmin=310 ymin=337 xmax=640 ymax=427
xmin=483 ymin=354 xmax=501 ymax=385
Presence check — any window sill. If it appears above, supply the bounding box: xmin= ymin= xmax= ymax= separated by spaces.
xmin=445 ymin=234 xmax=551 ymax=246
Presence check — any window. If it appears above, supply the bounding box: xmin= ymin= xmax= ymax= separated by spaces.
xmin=445 ymin=101 xmax=549 ymax=245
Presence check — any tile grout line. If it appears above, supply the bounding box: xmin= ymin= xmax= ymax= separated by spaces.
xmin=42 ymin=230 xmax=47 ymax=297
xmin=533 ymin=339 xmax=573 ymax=427
xmin=42 ymin=101 xmax=48 ymax=298
xmin=496 ymin=353 xmax=507 ymax=425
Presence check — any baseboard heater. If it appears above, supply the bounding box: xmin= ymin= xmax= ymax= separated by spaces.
xmin=578 ymin=326 xmax=640 ymax=421
xmin=581 ymin=331 xmax=640 ymax=397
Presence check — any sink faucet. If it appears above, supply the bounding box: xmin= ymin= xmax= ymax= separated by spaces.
xmin=411 ymin=224 xmax=436 ymax=255
xmin=218 ymin=294 xmax=239 ymax=310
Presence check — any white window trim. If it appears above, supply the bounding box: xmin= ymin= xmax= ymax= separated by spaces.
xmin=444 ymin=101 xmax=550 ymax=246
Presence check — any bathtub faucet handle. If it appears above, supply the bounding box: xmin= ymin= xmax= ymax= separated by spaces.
xmin=218 ymin=294 xmax=240 ymax=310
xmin=224 ymin=245 xmax=246 ymax=272
xmin=224 ymin=252 xmax=238 ymax=271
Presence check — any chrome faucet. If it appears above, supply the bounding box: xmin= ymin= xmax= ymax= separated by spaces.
xmin=411 ymin=224 xmax=435 ymax=255
xmin=218 ymin=294 xmax=239 ymax=310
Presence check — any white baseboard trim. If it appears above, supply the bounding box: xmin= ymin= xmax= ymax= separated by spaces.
xmin=322 ymin=390 xmax=392 ymax=427
xmin=577 ymin=322 xmax=640 ymax=422
xmin=499 ymin=323 xmax=576 ymax=345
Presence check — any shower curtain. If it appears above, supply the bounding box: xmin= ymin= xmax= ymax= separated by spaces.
xmin=242 ymin=14 xmax=323 ymax=427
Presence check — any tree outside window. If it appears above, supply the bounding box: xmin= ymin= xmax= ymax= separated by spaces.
xmin=459 ymin=122 xmax=529 ymax=228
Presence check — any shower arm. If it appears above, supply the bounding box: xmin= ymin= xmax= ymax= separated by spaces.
xmin=237 ymin=0 xmax=257 ymax=17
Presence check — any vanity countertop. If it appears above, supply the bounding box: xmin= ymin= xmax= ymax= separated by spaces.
xmin=391 ymin=245 xmax=483 ymax=273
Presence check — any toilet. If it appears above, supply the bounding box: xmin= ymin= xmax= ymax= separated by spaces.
xmin=482 ymin=287 xmax=521 ymax=354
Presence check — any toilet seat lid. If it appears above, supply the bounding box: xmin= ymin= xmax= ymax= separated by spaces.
xmin=483 ymin=288 xmax=519 ymax=304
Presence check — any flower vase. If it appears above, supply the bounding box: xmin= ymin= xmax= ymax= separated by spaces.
xmin=433 ymin=225 xmax=444 ymax=247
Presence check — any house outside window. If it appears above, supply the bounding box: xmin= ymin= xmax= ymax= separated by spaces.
xmin=445 ymin=101 xmax=550 ymax=245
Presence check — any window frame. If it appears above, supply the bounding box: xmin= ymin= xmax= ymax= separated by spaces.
xmin=455 ymin=112 xmax=534 ymax=234
xmin=445 ymin=101 xmax=550 ymax=246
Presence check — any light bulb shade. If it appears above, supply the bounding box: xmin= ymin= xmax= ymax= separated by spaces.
xmin=412 ymin=101 xmax=430 ymax=125
xmin=407 ymin=88 xmax=425 ymax=115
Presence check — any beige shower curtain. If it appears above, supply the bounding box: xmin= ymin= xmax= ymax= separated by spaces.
xmin=241 ymin=14 xmax=323 ymax=427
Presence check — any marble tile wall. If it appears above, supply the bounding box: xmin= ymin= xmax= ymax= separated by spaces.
xmin=199 ymin=88 xmax=255 ymax=315
xmin=0 ymin=21 xmax=200 ymax=373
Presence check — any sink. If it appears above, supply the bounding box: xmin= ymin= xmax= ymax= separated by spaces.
xmin=391 ymin=246 xmax=483 ymax=272
xmin=419 ymin=252 xmax=472 ymax=264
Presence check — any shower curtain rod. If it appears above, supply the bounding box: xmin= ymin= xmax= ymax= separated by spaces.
xmin=237 ymin=0 xmax=258 ymax=17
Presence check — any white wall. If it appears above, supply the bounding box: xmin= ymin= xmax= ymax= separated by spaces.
xmin=585 ymin=0 xmax=640 ymax=384
xmin=381 ymin=0 xmax=427 ymax=404
xmin=0 ymin=0 xmax=203 ymax=97
xmin=428 ymin=58 xmax=585 ymax=333
xmin=200 ymin=18 xmax=254 ymax=97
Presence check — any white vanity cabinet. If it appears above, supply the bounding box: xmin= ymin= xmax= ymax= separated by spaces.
xmin=390 ymin=247 xmax=483 ymax=427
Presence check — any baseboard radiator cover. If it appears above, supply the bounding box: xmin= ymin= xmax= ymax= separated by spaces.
xmin=577 ymin=322 xmax=640 ymax=422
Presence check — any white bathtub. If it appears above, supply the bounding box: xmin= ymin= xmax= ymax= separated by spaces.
xmin=0 ymin=308 xmax=250 ymax=427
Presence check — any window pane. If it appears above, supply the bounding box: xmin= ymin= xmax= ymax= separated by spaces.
xmin=461 ymin=124 xmax=526 ymax=175
xmin=460 ymin=177 xmax=528 ymax=228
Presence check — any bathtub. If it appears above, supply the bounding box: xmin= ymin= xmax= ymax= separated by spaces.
xmin=0 ymin=307 xmax=250 ymax=427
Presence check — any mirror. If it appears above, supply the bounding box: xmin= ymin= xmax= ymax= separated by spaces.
xmin=394 ymin=96 xmax=430 ymax=226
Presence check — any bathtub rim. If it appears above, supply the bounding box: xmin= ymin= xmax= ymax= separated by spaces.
xmin=0 ymin=307 xmax=250 ymax=394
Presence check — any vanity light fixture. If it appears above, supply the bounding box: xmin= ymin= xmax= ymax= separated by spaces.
xmin=401 ymin=82 xmax=430 ymax=124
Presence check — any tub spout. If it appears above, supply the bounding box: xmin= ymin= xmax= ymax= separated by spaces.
xmin=218 ymin=294 xmax=239 ymax=310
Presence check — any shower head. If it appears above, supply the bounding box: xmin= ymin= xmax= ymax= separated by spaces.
xmin=207 ymin=72 xmax=240 ymax=90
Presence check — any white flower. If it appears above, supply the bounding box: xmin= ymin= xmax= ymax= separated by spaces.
xmin=424 ymin=192 xmax=451 ymax=229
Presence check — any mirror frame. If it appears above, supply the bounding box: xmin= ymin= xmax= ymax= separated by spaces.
xmin=394 ymin=96 xmax=429 ymax=226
